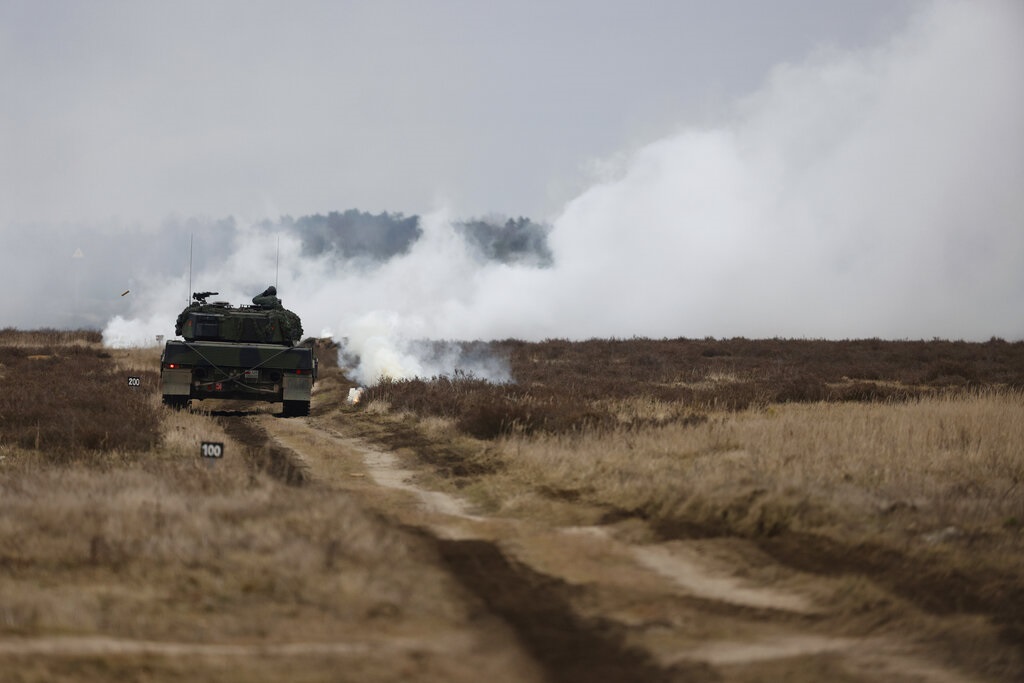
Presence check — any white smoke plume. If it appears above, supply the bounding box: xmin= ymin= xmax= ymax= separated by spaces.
xmin=101 ymin=0 xmax=1024 ymax=382
xmin=103 ymin=211 xmax=515 ymax=384
xmin=489 ymin=0 xmax=1024 ymax=341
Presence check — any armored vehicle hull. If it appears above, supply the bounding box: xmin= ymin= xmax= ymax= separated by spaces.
xmin=160 ymin=290 xmax=317 ymax=416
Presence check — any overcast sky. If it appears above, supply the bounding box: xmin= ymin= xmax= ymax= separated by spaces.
xmin=3 ymin=1 xmax=1023 ymax=356
xmin=2 ymin=0 xmax=914 ymax=224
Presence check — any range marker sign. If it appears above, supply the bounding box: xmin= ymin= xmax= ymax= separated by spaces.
xmin=200 ymin=442 xmax=224 ymax=459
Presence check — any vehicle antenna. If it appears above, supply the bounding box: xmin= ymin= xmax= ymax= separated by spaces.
xmin=188 ymin=233 xmax=194 ymax=306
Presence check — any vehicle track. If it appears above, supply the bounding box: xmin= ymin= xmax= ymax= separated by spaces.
xmin=247 ymin=414 xmax=679 ymax=682
xmin=253 ymin=412 xmax=1003 ymax=683
xmin=434 ymin=537 xmax=682 ymax=683
xmin=223 ymin=411 xmax=679 ymax=680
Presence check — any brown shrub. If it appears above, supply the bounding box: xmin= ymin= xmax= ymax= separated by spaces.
xmin=356 ymin=338 xmax=1024 ymax=439
xmin=0 ymin=327 xmax=102 ymax=346
xmin=0 ymin=341 xmax=160 ymax=456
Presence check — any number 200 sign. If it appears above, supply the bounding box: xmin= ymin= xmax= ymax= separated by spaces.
xmin=201 ymin=442 xmax=224 ymax=459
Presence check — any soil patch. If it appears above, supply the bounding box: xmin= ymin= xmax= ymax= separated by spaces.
xmin=653 ymin=518 xmax=1024 ymax=657
xmin=341 ymin=413 xmax=505 ymax=481
xmin=218 ymin=416 xmax=308 ymax=486
xmin=757 ymin=533 xmax=1024 ymax=653
xmin=433 ymin=537 xmax=705 ymax=683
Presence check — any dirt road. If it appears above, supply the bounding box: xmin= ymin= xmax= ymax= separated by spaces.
xmin=250 ymin=411 xmax=1003 ymax=683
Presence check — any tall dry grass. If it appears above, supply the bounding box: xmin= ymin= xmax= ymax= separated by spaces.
xmin=0 ymin=334 xmax=463 ymax=650
xmin=478 ymin=391 xmax=1024 ymax=549
xmin=0 ymin=404 xmax=463 ymax=653
xmin=0 ymin=328 xmax=102 ymax=347
xmin=0 ymin=461 xmax=428 ymax=635
xmin=351 ymin=338 xmax=1024 ymax=565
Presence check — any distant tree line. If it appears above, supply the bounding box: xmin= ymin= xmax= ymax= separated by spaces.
xmin=283 ymin=209 xmax=553 ymax=266
xmin=288 ymin=209 xmax=421 ymax=261
xmin=453 ymin=216 xmax=553 ymax=266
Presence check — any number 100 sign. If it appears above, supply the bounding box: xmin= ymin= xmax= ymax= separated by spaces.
xmin=201 ymin=442 xmax=224 ymax=459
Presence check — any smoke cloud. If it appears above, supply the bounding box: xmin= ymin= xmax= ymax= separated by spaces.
xmin=11 ymin=1 xmax=1024 ymax=382
xmin=490 ymin=0 xmax=1023 ymax=342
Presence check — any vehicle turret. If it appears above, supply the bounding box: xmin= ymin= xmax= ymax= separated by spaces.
xmin=174 ymin=289 xmax=304 ymax=345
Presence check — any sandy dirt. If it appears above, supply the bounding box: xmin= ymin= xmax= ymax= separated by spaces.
xmin=254 ymin=412 xmax=1005 ymax=683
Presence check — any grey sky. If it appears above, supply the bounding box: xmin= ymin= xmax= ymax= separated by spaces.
xmin=4 ymin=0 xmax=1022 ymax=348
xmin=1 ymin=0 xmax=912 ymax=225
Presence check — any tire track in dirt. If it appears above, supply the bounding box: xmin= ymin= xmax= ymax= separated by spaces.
xmin=757 ymin=533 xmax=1024 ymax=655
xmin=202 ymin=411 xmax=552 ymax=683
xmin=256 ymin=412 xmax=1015 ymax=683
xmin=251 ymin=414 xmax=683 ymax=683
xmin=649 ymin=513 xmax=1024 ymax=659
xmin=216 ymin=411 xmax=309 ymax=485
xmin=432 ymin=537 xmax=684 ymax=683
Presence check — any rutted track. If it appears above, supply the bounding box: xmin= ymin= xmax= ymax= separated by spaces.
xmin=217 ymin=410 xmax=309 ymax=486
xmin=245 ymin=410 xmax=1018 ymax=683
xmin=232 ymin=412 xmax=680 ymax=683
xmin=433 ymin=538 xmax=682 ymax=683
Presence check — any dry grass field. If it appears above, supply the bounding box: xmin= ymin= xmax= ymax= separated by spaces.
xmin=348 ymin=337 xmax=1024 ymax=679
xmin=0 ymin=332 xmax=521 ymax=682
xmin=358 ymin=339 xmax=1024 ymax=588
xmin=363 ymin=337 xmax=1024 ymax=436
xmin=1 ymin=331 xmax=1022 ymax=681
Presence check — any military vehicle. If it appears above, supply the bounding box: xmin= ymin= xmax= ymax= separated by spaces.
xmin=159 ymin=288 xmax=317 ymax=416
